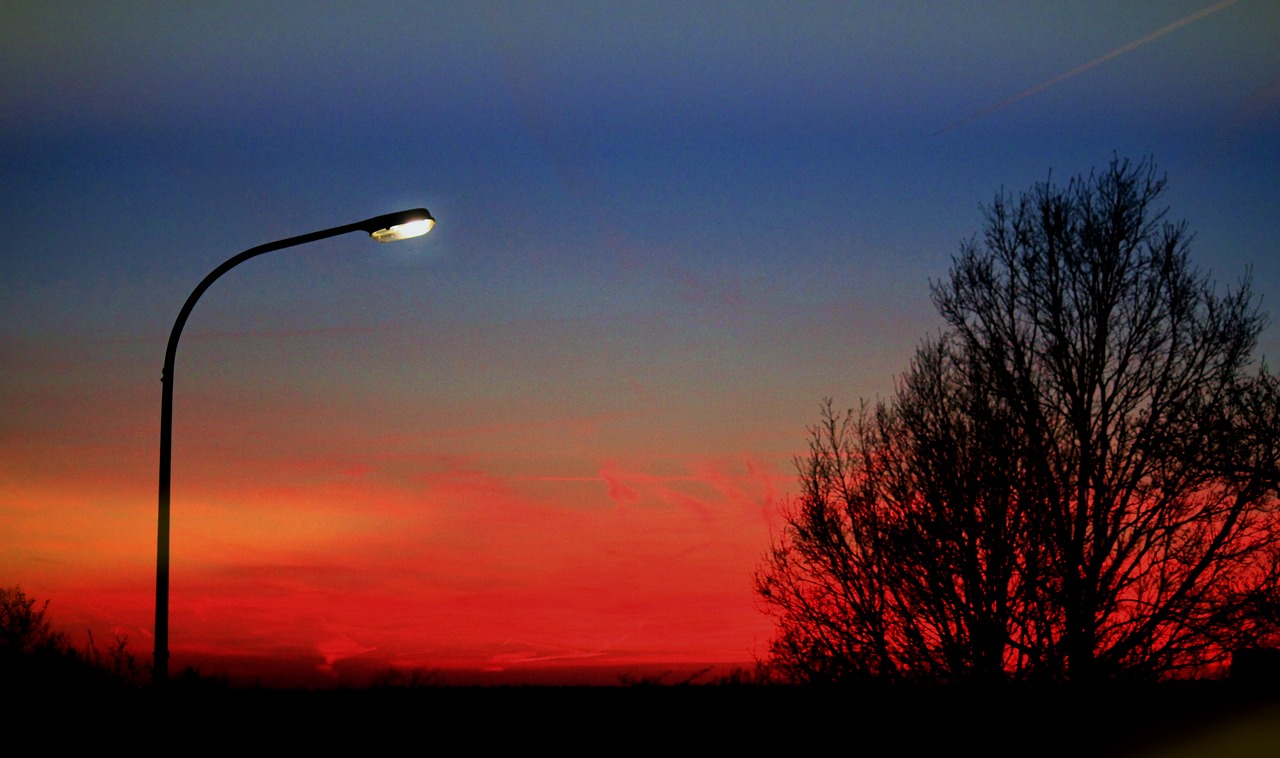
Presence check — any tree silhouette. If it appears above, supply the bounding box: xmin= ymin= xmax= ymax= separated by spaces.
xmin=756 ymin=157 xmax=1280 ymax=684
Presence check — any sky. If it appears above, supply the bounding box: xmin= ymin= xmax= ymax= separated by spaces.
xmin=2 ymin=1 xmax=1278 ymax=686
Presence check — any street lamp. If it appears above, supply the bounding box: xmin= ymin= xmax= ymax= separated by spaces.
xmin=153 ymin=208 xmax=435 ymax=686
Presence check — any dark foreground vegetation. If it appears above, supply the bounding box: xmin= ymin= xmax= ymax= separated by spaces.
xmin=5 ymin=585 xmax=1279 ymax=754
xmin=1 ymin=585 xmax=148 ymax=689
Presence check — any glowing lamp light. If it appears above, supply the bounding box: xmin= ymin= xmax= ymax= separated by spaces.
xmin=371 ymin=216 xmax=435 ymax=243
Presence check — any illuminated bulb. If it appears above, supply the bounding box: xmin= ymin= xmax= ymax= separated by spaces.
xmin=371 ymin=217 xmax=435 ymax=243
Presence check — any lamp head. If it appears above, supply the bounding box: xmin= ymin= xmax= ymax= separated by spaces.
xmin=365 ymin=208 xmax=436 ymax=243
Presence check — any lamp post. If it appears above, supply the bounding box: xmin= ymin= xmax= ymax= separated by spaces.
xmin=153 ymin=208 xmax=435 ymax=686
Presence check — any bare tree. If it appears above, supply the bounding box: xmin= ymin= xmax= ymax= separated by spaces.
xmin=756 ymin=158 xmax=1280 ymax=683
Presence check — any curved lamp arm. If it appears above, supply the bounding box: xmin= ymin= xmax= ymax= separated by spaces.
xmin=154 ymin=208 xmax=433 ymax=686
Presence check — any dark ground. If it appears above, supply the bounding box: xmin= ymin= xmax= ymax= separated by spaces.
xmin=19 ymin=680 xmax=1279 ymax=755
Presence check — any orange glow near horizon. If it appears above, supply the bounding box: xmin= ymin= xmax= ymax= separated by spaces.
xmin=0 ymin=364 xmax=793 ymax=684
xmin=0 ymin=252 xmax=934 ymax=687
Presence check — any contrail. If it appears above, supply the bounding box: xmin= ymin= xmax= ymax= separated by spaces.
xmin=934 ymin=0 xmax=1243 ymax=135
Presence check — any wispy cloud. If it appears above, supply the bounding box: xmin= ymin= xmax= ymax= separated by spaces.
xmin=599 ymin=459 xmax=639 ymax=507
xmin=316 ymin=636 xmax=378 ymax=676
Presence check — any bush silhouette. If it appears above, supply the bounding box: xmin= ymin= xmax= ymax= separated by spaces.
xmin=1 ymin=585 xmax=144 ymax=690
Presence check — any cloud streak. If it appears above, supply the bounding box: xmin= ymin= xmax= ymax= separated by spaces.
xmin=935 ymin=0 xmax=1243 ymax=135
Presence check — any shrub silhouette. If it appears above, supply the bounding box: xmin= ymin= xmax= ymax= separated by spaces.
xmin=1 ymin=585 xmax=146 ymax=690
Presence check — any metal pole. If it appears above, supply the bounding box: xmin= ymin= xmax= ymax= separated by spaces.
xmin=154 ymin=209 xmax=432 ymax=686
